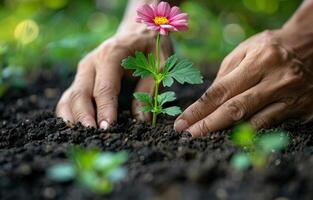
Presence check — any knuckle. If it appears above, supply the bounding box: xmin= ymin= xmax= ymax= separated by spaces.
xmin=277 ymin=64 xmax=304 ymax=91
xmin=69 ymin=89 xmax=87 ymax=101
xmin=74 ymin=111 xmax=86 ymax=121
xmin=198 ymin=120 xmax=210 ymax=137
xmin=251 ymin=117 xmax=271 ymax=129
xmin=97 ymin=97 xmax=118 ymax=110
xmin=224 ymin=100 xmax=247 ymax=121
xmin=190 ymin=106 xmax=204 ymax=120
xmin=261 ymin=45 xmax=285 ymax=65
xmin=287 ymin=63 xmax=305 ymax=82
xmin=282 ymin=96 xmax=297 ymax=106
xmin=199 ymin=83 xmax=228 ymax=106
xmin=96 ymin=39 xmax=120 ymax=59
xmin=94 ymin=81 xmax=117 ymax=98
xmin=78 ymin=53 xmax=93 ymax=70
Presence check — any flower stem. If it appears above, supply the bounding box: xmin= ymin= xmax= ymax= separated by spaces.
xmin=152 ymin=33 xmax=161 ymax=127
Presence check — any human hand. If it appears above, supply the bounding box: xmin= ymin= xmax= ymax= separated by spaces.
xmin=56 ymin=26 xmax=173 ymax=129
xmin=174 ymin=29 xmax=313 ymax=137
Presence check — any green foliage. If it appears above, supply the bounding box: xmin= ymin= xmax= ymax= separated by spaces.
xmin=122 ymin=50 xmax=202 ymax=125
xmin=0 ymin=0 xmax=302 ymax=96
xmin=157 ymin=91 xmax=176 ymax=106
xmin=230 ymin=123 xmax=255 ymax=148
xmin=257 ymin=132 xmax=289 ymax=153
xmin=121 ymin=52 xmax=156 ymax=78
xmin=162 ymin=106 xmax=182 ymax=116
xmin=162 ymin=56 xmax=203 ymax=87
xmin=133 ymin=91 xmax=182 ymax=116
xmin=133 ymin=92 xmax=153 ymax=105
xmin=47 ymin=146 xmax=128 ymax=194
xmin=230 ymin=153 xmax=251 ymax=171
xmin=230 ymin=123 xmax=289 ymax=170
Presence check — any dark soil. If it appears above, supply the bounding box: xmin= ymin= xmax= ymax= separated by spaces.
xmin=0 ymin=71 xmax=313 ymax=200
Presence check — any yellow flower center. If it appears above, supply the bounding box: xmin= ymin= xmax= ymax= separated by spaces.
xmin=153 ymin=16 xmax=169 ymax=25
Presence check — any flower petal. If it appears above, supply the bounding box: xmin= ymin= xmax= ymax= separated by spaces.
xmin=169 ymin=6 xmax=181 ymax=18
xmin=157 ymin=2 xmax=171 ymax=17
xmin=159 ymin=28 xmax=168 ymax=35
xmin=170 ymin=13 xmax=188 ymax=22
xmin=160 ymin=24 xmax=176 ymax=31
xmin=137 ymin=4 xmax=154 ymax=18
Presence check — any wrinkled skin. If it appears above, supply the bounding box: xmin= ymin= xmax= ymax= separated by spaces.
xmin=174 ymin=30 xmax=313 ymax=137
xmin=56 ymin=29 xmax=173 ymax=129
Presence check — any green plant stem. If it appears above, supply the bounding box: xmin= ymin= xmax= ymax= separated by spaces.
xmin=152 ymin=33 xmax=161 ymax=126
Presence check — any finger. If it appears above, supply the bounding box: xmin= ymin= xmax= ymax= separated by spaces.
xmin=249 ymin=102 xmax=290 ymax=130
xmin=56 ymin=90 xmax=74 ymax=123
xmin=215 ymin=46 xmax=247 ymax=80
xmin=186 ymin=82 xmax=276 ymax=137
xmin=174 ymin=55 xmax=263 ymax=132
xmin=93 ymin=48 xmax=125 ymax=130
xmin=132 ymin=77 xmax=155 ymax=121
xmin=70 ymin=56 xmax=97 ymax=127
xmin=70 ymin=89 xmax=97 ymax=127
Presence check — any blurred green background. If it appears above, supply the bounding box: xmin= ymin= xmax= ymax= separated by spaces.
xmin=0 ymin=0 xmax=302 ymax=96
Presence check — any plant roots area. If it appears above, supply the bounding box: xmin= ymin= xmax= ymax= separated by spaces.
xmin=0 ymin=71 xmax=313 ymax=200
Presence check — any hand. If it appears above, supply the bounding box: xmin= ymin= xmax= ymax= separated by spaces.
xmin=174 ymin=29 xmax=313 ymax=137
xmin=56 ymin=27 xmax=173 ymax=129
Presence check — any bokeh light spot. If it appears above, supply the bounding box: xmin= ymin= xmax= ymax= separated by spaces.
xmin=87 ymin=12 xmax=109 ymax=32
xmin=0 ymin=43 xmax=7 ymax=55
xmin=243 ymin=0 xmax=279 ymax=14
xmin=223 ymin=24 xmax=245 ymax=45
xmin=14 ymin=19 xmax=39 ymax=45
xmin=44 ymin=0 xmax=68 ymax=9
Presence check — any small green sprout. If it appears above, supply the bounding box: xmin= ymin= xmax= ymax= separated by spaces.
xmin=122 ymin=37 xmax=203 ymax=126
xmin=230 ymin=123 xmax=289 ymax=170
xmin=47 ymin=146 xmax=128 ymax=194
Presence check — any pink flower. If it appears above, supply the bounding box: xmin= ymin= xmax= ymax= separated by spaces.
xmin=136 ymin=2 xmax=189 ymax=35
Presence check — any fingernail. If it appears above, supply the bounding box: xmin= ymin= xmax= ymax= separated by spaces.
xmin=100 ymin=120 xmax=110 ymax=130
xmin=174 ymin=119 xmax=189 ymax=132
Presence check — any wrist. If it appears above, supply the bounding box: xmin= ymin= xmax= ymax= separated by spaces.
xmin=275 ymin=25 xmax=313 ymax=67
xmin=275 ymin=0 xmax=313 ymax=66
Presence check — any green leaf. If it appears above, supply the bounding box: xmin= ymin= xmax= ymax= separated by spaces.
xmin=162 ymin=76 xmax=174 ymax=87
xmin=163 ymin=58 xmax=203 ymax=86
xmin=230 ymin=153 xmax=251 ymax=171
xmin=148 ymin=53 xmax=156 ymax=70
xmin=108 ymin=167 xmax=127 ymax=182
xmin=69 ymin=146 xmax=99 ymax=170
xmin=157 ymin=91 xmax=176 ymax=106
xmin=94 ymin=151 xmax=128 ymax=172
xmin=231 ymin=123 xmax=256 ymax=148
xmin=140 ymin=105 xmax=154 ymax=113
xmin=257 ymin=132 xmax=289 ymax=153
xmin=250 ymin=151 xmax=267 ymax=168
xmin=133 ymin=92 xmax=153 ymax=105
xmin=121 ymin=51 xmax=155 ymax=78
xmin=162 ymin=106 xmax=182 ymax=116
xmin=163 ymin=55 xmax=178 ymax=73
xmin=47 ymin=163 xmax=76 ymax=182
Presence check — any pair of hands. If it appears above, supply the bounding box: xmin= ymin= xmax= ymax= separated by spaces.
xmin=56 ymin=26 xmax=313 ymax=137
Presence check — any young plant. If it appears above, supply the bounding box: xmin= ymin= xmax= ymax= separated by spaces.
xmin=230 ymin=123 xmax=289 ymax=170
xmin=47 ymin=146 xmax=128 ymax=194
xmin=121 ymin=2 xmax=203 ymax=126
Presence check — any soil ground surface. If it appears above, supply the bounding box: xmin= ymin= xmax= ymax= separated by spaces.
xmin=0 ymin=71 xmax=313 ymax=200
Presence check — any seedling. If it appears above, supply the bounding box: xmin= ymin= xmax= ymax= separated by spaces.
xmin=47 ymin=146 xmax=128 ymax=194
xmin=230 ymin=123 xmax=289 ymax=170
xmin=121 ymin=2 xmax=203 ymax=126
